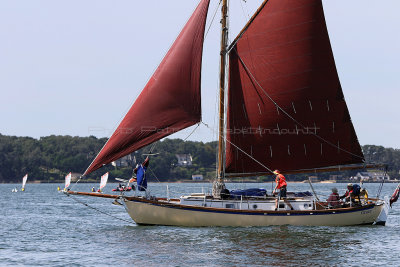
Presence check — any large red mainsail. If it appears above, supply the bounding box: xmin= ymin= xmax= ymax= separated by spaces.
xmin=85 ymin=0 xmax=210 ymax=175
xmin=226 ymin=0 xmax=364 ymax=175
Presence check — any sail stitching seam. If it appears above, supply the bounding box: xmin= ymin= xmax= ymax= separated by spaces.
xmin=233 ymin=49 xmax=364 ymax=160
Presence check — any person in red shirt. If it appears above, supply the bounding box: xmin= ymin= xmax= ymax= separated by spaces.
xmin=327 ymin=187 xmax=340 ymax=208
xmin=340 ymin=183 xmax=361 ymax=204
xmin=272 ymin=170 xmax=294 ymax=211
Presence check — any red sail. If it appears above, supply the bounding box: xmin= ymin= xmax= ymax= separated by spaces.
xmin=85 ymin=0 xmax=210 ymax=175
xmin=226 ymin=0 xmax=364 ymax=175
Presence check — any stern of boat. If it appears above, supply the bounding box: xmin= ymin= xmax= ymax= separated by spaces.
xmin=375 ymin=196 xmax=390 ymax=226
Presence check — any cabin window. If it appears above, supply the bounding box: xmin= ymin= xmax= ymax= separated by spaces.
xmin=253 ymin=204 xmax=258 ymax=209
xmin=279 ymin=204 xmax=285 ymax=209
xmin=225 ymin=204 xmax=234 ymax=209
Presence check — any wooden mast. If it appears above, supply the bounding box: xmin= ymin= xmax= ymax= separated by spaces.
xmin=217 ymin=0 xmax=228 ymax=182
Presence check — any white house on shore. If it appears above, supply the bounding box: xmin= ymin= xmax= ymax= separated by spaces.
xmin=176 ymin=154 xmax=193 ymax=166
xmin=355 ymin=171 xmax=390 ymax=182
xmin=112 ymin=154 xmax=134 ymax=167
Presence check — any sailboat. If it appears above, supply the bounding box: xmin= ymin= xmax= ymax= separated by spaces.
xmin=64 ymin=172 xmax=72 ymax=191
xmin=21 ymin=174 xmax=28 ymax=192
xmin=97 ymin=172 xmax=109 ymax=193
xmin=68 ymin=0 xmax=390 ymax=226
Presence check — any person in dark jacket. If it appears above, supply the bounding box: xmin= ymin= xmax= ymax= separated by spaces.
xmin=134 ymin=157 xmax=150 ymax=191
xmin=340 ymin=183 xmax=361 ymax=204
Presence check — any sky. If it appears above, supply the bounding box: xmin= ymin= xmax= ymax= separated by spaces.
xmin=0 ymin=0 xmax=399 ymax=148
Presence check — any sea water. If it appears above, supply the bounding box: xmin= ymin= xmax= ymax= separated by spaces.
xmin=0 ymin=182 xmax=399 ymax=266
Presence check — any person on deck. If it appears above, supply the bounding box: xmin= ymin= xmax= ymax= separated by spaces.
xmin=273 ymin=170 xmax=294 ymax=211
xmin=327 ymin=188 xmax=340 ymax=208
xmin=134 ymin=156 xmax=150 ymax=191
xmin=340 ymin=183 xmax=361 ymax=204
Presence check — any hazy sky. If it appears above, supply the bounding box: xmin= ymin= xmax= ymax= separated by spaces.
xmin=0 ymin=0 xmax=399 ymax=148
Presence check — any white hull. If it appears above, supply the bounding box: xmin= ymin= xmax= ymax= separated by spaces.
xmin=123 ymin=197 xmax=384 ymax=227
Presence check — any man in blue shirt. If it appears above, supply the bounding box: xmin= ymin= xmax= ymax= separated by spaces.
xmin=134 ymin=157 xmax=150 ymax=191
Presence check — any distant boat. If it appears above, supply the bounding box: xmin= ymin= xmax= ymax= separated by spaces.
xmin=97 ymin=172 xmax=109 ymax=193
xmin=21 ymin=174 xmax=28 ymax=192
xmin=113 ymin=177 xmax=135 ymax=191
xmin=64 ymin=172 xmax=72 ymax=191
xmin=112 ymin=186 xmax=132 ymax=192
xmin=68 ymin=0 xmax=390 ymax=226
xmin=12 ymin=188 xmax=18 ymax=193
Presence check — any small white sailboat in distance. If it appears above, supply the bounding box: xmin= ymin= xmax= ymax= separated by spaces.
xmin=98 ymin=172 xmax=109 ymax=193
xmin=64 ymin=172 xmax=72 ymax=191
xmin=21 ymin=174 xmax=28 ymax=192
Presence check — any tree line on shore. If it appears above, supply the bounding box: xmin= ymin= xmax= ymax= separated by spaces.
xmin=0 ymin=133 xmax=398 ymax=183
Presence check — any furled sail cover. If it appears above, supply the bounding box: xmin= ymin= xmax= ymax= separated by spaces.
xmin=226 ymin=0 xmax=364 ymax=175
xmin=85 ymin=0 xmax=210 ymax=175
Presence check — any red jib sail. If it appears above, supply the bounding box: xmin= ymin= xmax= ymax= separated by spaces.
xmin=226 ymin=0 xmax=364 ymax=175
xmin=85 ymin=0 xmax=210 ymax=175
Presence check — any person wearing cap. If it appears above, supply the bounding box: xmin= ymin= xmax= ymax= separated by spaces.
xmin=272 ymin=170 xmax=294 ymax=211
xmin=327 ymin=188 xmax=340 ymax=208
xmin=340 ymin=183 xmax=353 ymax=202
xmin=340 ymin=183 xmax=361 ymax=204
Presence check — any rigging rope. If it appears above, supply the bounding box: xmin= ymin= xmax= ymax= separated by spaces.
xmin=184 ymin=123 xmax=201 ymax=141
xmin=239 ymin=0 xmax=250 ymax=20
xmin=202 ymin=121 xmax=274 ymax=174
xmin=376 ymin=166 xmax=388 ymax=198
xmin=70 ymin=175 xmax=83 ymax=191
xmin=205 ymin=0 xmax=221 ymax=38
xmin=66 ymin=193 xmax=134 ymax=225
xmin=148 ymin=167 xmax=161 ymax=183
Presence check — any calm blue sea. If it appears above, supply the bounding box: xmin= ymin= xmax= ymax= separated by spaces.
xmin=0 ymin=182 xmax=399 ymax=266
